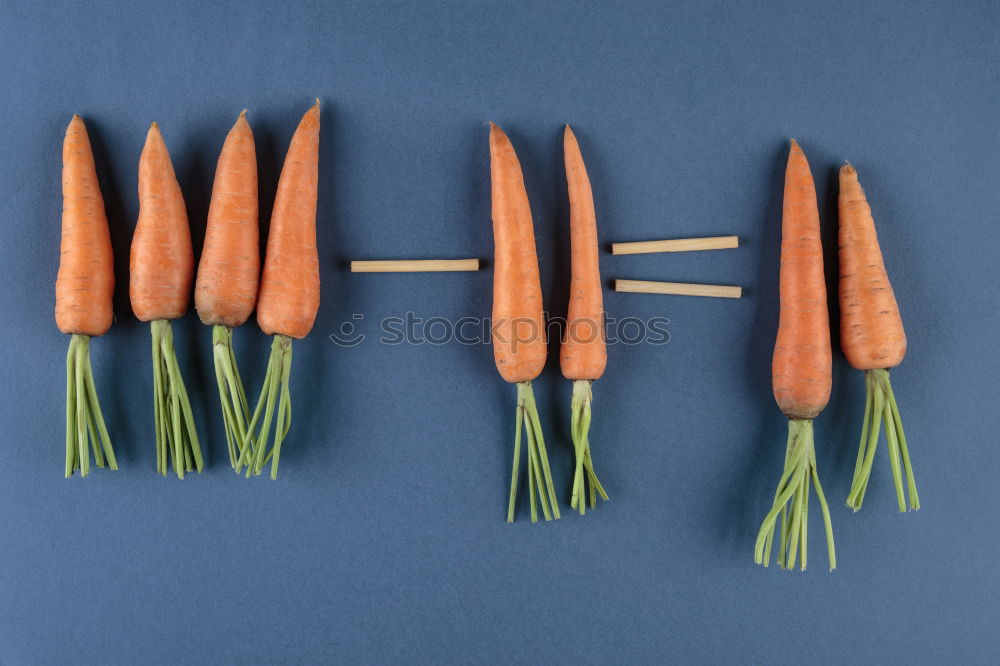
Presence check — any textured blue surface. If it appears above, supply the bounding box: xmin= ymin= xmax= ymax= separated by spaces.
xmin=1 ymin=1 xmax=998 ymax=663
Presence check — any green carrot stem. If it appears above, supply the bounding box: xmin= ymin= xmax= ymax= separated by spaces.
xmin=269 ymin=347 xmax=293 ymax=479
xmin=525 ymin=412 xmax=548 ymax=522
xmin=212 ymin=325 xmax=252 ymax=469
xmin=569 ymin=380 xmax=608 ymax=515
xmin=810 ymin=446 xmax=836 ymax=571
xmin=846 ymin=368 xmax=918 ymax=512
xmin=885 ymin=377 xmax=919 ymax=510
xmin=523 ymin=385 xmax=557 ymax=520
xmin=64 ymin=334 xmax=116 ymax=477
xmin=150 ymin=319 xmax=203 ymax=478
xmin=65 ymin=340 xmax=77 ymax=477
xmin=237 ymin=339 xmax=277 ymax=472
xmin=754 ymin=419 xmax=835 ymax=571
xmin=82 ymin=353 xmax=115 ymax=469
xmin=526 ymin=438 xmax=538 ymax=522
xmin=241 ymin=335 xmax=294 ymax=479
xmin=506 ymin=394 xmax=525 ymax=522
xmin=570 ymin=393 xmax=584 ymax=509
xmin=75 ymin=338 xmax=89 ymax=477
xmin=507 ymin=381 xmax=560 ymax=522
xmin=215 ymin=369 xmax=238 ymax=468
xmin=152 ymin=328 xmax=166 ymax=473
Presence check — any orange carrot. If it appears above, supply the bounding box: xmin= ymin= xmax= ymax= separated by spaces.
xmin=57 ymin=115 xmax=117 ymax=477
xmin=196 ymin=110 xmax=258 ymax=328
xmin=57 ymin=116 xmax=115 ymax=338
xmin=839 ymin=164 xmax=918 ymax=512
xmin=130 ymin=122 xmax=202 ymax=478
xmin=131 ymin=123 xmax=194 ymax=322
xmin=755 ymin=140 xmax=835 ymax=571
xmin=490 ymin=124 xmax=546 ymax=385
xmin=195 ymin=110 xmax=259 ymax=469
xmin=239 ymin=101 xmax=320 ymax=479
xmin=560 ymin=125 xmax=608 ymax=514
xmin=490 ymin=122 xmax=559 ymax=523
xmin=256 ymin=102 xmax=321 ymax=341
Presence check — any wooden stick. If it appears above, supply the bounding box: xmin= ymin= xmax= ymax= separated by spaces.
xmin=611 ymin=235 xmax=738 ymax=255
xmin=614 ymin=279 xmax=742 ymax=299
xmin=351 ymin=259 xmax=480 ymax=273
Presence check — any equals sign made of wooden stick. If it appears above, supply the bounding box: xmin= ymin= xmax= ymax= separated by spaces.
xmin=611 ymin=235 xmax=742 ymax=298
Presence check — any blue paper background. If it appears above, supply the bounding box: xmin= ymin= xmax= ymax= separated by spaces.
xmin=2 ymin=1 xmax=998 ymax=663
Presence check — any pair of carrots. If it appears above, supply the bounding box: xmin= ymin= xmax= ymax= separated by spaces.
xmin=55 ymin=103 xmax=321 ymax=479
xmin=755 ymin=140 xmax=916 ymax=571
xmin=206 ymin=103 xmax=321 ymax=480
xmin=490 ymin=123 xmax=608 ymax=522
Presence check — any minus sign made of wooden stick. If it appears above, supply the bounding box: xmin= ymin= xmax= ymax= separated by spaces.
xmin=611 ymin=235 xmax=739 ymax=255
xmin=351 ymin=259 xmax=481 ymax=273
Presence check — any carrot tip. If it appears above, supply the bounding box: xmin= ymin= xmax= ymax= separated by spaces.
xmin=150 ymin=121 xmax=159 ymax=129
xmin=240 ymin=109 xmax=248 ymax=118
xmin=313 ymin=98 xmax=320 ymax=108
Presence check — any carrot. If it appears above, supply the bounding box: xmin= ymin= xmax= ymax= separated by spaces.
xmin=237 ymin=100 xmax=320 ymax=479
xmin=560 ymin=125 xmax=608 ymax=514
xmin=130 ymin=121 xmax=203 ymax=478
xmin=755 ymin=140 xmax=835 ymax=571
xmin=57 ymin=114 xmax=118 ymax=477
xmin=490 ymin=122 xmax=559 ymax=523
xmin=839 ymin=164 xmax=918 ymax=512
xmin=195 ymin=110 xmax=259 ymax=469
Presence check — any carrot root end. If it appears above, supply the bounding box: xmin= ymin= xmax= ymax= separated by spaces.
xmin=64 ymin=334 xmax=117 ymax=477
xmin=151 ymin=319 xmax=204 ymax=478
xmin=212 ymin=325 xmax=252 ymax=469
xmin=754 ymin=419 xmax=836 ymax=572
xmin=846 ymin=369 xmax=919 ymax=512
xmin=507 ymin=382 xmax=560 ymax=522
xmin=569 ymin=380 xmax=608 ymax=515
xmin=237 ymin=335 xmax=293 ymax=479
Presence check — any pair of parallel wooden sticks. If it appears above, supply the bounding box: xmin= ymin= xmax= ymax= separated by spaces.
xmin=351 ymin=235 xmax=742 ymax=299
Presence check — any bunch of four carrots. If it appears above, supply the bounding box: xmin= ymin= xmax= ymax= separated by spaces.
xmin=56 ymin=102 xmax=321 ymax=481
